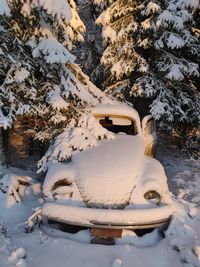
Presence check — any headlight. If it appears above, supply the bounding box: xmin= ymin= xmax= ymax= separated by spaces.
xmin=52 ymin=179 xmax=73 ymax=200
xmin=144 ymin=190 xmax=161 ymax=204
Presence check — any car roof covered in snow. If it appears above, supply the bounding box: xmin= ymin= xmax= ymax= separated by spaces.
xmin=91 ymin=103 xmax=141 ymax=132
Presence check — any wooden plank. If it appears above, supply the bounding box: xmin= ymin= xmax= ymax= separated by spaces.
xmin=90 ymin=228 xmax=122 ymax=238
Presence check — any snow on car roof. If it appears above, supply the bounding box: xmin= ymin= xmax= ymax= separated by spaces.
xmin=91 ymin=103 xmax=141 ymax=134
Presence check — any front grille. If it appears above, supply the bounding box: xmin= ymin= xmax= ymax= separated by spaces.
xmin=86 ymin=202 xmax=128 ymax=210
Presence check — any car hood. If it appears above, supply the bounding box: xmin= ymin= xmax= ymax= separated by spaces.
xmin=73 ymin=134 xmax=145 ymax=207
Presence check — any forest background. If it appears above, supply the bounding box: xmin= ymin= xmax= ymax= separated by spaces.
xmin=0 ymin=0 xmax=199 ymax=172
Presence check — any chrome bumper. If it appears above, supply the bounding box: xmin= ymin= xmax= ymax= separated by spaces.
xmin=42 ymin=202 xmax=173 ymax=230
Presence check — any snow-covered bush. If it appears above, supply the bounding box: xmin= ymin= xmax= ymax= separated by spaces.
xmin=96 ymin=0 xmax=200 ymax=127
xmin=0 ymin=174 xmax=32 ymax=207
xmin=25 ymin=207 xmax=42 ymax=233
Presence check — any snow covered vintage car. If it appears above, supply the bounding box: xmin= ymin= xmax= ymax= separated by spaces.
xmin=42 ymin=104 xmax=173 ymax=238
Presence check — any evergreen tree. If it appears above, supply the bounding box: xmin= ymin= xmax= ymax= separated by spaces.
xmin=95 ymin=0 xmax=147 ymax=96
xmin=96 ymin=0 xmax=200 ymax=126
xmin=0 ymin=0 xmax=112 ymax=171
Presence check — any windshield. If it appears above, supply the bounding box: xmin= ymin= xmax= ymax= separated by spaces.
xmin=96 ymin=115 xmax=138 ymax=135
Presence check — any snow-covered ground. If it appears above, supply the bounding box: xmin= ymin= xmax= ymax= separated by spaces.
xmin=0 ymin=145 xmax=200 ymax=267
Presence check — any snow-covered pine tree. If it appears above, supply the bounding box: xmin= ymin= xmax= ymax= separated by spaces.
xmin=95 ymin=0 xmax=148 ymax=97
xmin=0 ymin=0 xmax=112 ymax=171
xmin=132 ymin=0 xmax=200 ymax=126
xmin=96 ymin=0 xmax=200 ymax=127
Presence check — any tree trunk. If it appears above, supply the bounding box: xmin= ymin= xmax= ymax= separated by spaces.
xmin=4 ymin=116 xmax=47 ymax=170
xmin=6 ymin=117 xmax=30 ymax=168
